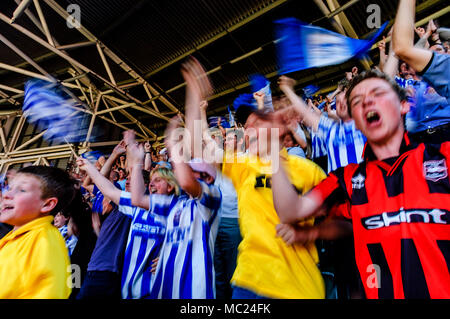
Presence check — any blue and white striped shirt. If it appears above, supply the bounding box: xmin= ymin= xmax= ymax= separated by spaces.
xmin=118 ymin=191 xmax=166 ymax=299
xmin=58 ymin=225 xmax=78 ymax=256
xmin=315 ymin=115 xmax=366 ymax=172
xmin=150 ymin=181 xmax=222 ymax=299
xmin=309 ymin=128 xmax=327 ymax=159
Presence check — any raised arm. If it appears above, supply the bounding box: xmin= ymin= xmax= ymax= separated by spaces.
xmin=383 ymin=33 xmax=400 ymax=78
xmin=82 ymin=173 xmax=94 ymax=194
xmin=124 ymin=130 xmax=149 ymax=210
xmin=165 ymin=116 xmax=202 ymax=198
xmin=278 ymin=76 xmax=321 ymax=131
xmin=271 ymin=155 xmax=324 ymax=224
xmin=182 ymin=58 xmax=213 ymax=158
xmin=76 ymin=157 xmax=121 ymax=205
xmin=100 ymin=140 xmax=126 ymax=177
xmin=307 ymin=98 xmax=322 ymax=116
xmin=326 ymin=85 xmax=343 ymax=103
xmin=378 ymin=36 xmax=388 ymax=71
xmin=253 ymin=91 xmax=265 ymax=110
xmin=392 ymin=0 xmax=432 ymax=72
xmin=414 ymin=24 xmax=431 ymax=49
xmin=199 ymin=100 xmax=209 ymax=133
xmin=217 ymin=117 xmax=226 ymax=138
xmin=143 ymin=141 xmax=152 ymax=171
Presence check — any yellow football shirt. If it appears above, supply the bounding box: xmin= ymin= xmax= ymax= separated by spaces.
xmin=223 ymin=151 xmax=326 ymax=299
xmin=0 ymin=215 xmax=72 ymax=299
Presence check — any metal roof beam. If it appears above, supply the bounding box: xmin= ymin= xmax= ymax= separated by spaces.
xmin=143 ymin=0 xmax=289 ymax=78
xmin=43 ymin=0 xmax=181 ymax=116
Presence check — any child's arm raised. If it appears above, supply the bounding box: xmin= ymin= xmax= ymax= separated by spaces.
xmin=165 ymin=117 xmax=202 ymax=198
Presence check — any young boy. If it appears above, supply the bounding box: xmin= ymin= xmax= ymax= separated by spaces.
xmin=0 ymin=166 xmax=73 ymax=298
xmin=271 ymin=70 xmax=450 ymax=299
xmin=181 ymin=57 xmax=326 ymax=299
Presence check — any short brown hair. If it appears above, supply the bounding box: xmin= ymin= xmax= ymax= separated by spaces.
xmin=346 ymin=69 xmax=407 ymax=117
xmin=18 ymin=166 xmax=76 ymax=216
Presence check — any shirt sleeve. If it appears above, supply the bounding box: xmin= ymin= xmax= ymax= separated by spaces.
xmin=309 ymin=168 xmax=352 ymax=219
xmin=197 ymin=181 xmax=222 ymax=213
xmin=118 ymin=191 xmax=135 ymax=217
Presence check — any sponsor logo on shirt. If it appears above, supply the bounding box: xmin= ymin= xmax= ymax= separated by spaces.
xmin=361 ymin=207 xmax=449 ymax=230
xmin=131 ymin=223 xmax=166 ymax=237
xmin=351 ymin=173 xmax=365 ymax=190
xmin=166 ymin=226 xmax=191 ymax=243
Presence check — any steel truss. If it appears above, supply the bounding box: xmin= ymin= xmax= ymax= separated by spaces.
xmin=0 ymin=0 xmax=447 ymax=173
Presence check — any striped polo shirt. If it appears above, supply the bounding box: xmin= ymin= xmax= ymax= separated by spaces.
xmin=149 ymin=181 xmax=222 ymax=299
xmin=118 ymin=191 xmax=166 ymax=299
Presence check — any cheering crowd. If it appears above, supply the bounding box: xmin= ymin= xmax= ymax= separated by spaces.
xmin=0 ymin=0 xmax=449 ymax=299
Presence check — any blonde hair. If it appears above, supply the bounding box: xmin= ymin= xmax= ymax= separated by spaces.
xmin=150 ymin=167 xmax=180 ymax=196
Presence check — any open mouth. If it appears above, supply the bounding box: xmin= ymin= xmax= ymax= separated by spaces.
xmin=365 ymin=110 xmax=381 ymax=125
xmin=1 ymin=205 xmax=13 ymax=213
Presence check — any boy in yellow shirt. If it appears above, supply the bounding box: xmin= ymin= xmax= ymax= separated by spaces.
xmin=0 ymin=166 xmax=73 ymax=298
xmin=180 ymin=58 xmax=326 ymax=299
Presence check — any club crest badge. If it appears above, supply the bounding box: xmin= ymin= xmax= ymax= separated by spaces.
xmin=173 ymin=209 xmax=182 ymax=226
xmin=423 ymin=159 xmax=448 ymax=182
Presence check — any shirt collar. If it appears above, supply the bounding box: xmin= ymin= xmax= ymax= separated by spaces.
xmin=362 ymin=133 xmax=412 ymax=161
xmin=0 ymin=215 xmax=54 ymax=245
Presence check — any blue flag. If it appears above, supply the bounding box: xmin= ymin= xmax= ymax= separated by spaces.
xmin=81 ymin=150 xmax=104 ymax=163
xmin=275 ymin=18 xmax=387 ymax=74
xmin=303 ymin=84 xmax=320 ymax=98
xmin=23 ymin=79 xmax=95 ymax=144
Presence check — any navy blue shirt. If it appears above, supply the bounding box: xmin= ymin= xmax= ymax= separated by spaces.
xmin=397 ymin=78 xmax=450 ymax=133
xmin=87 ymin=207 xmax=132 ymax=273
xmin=406 ymin=52 xmax=450 ymax=132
